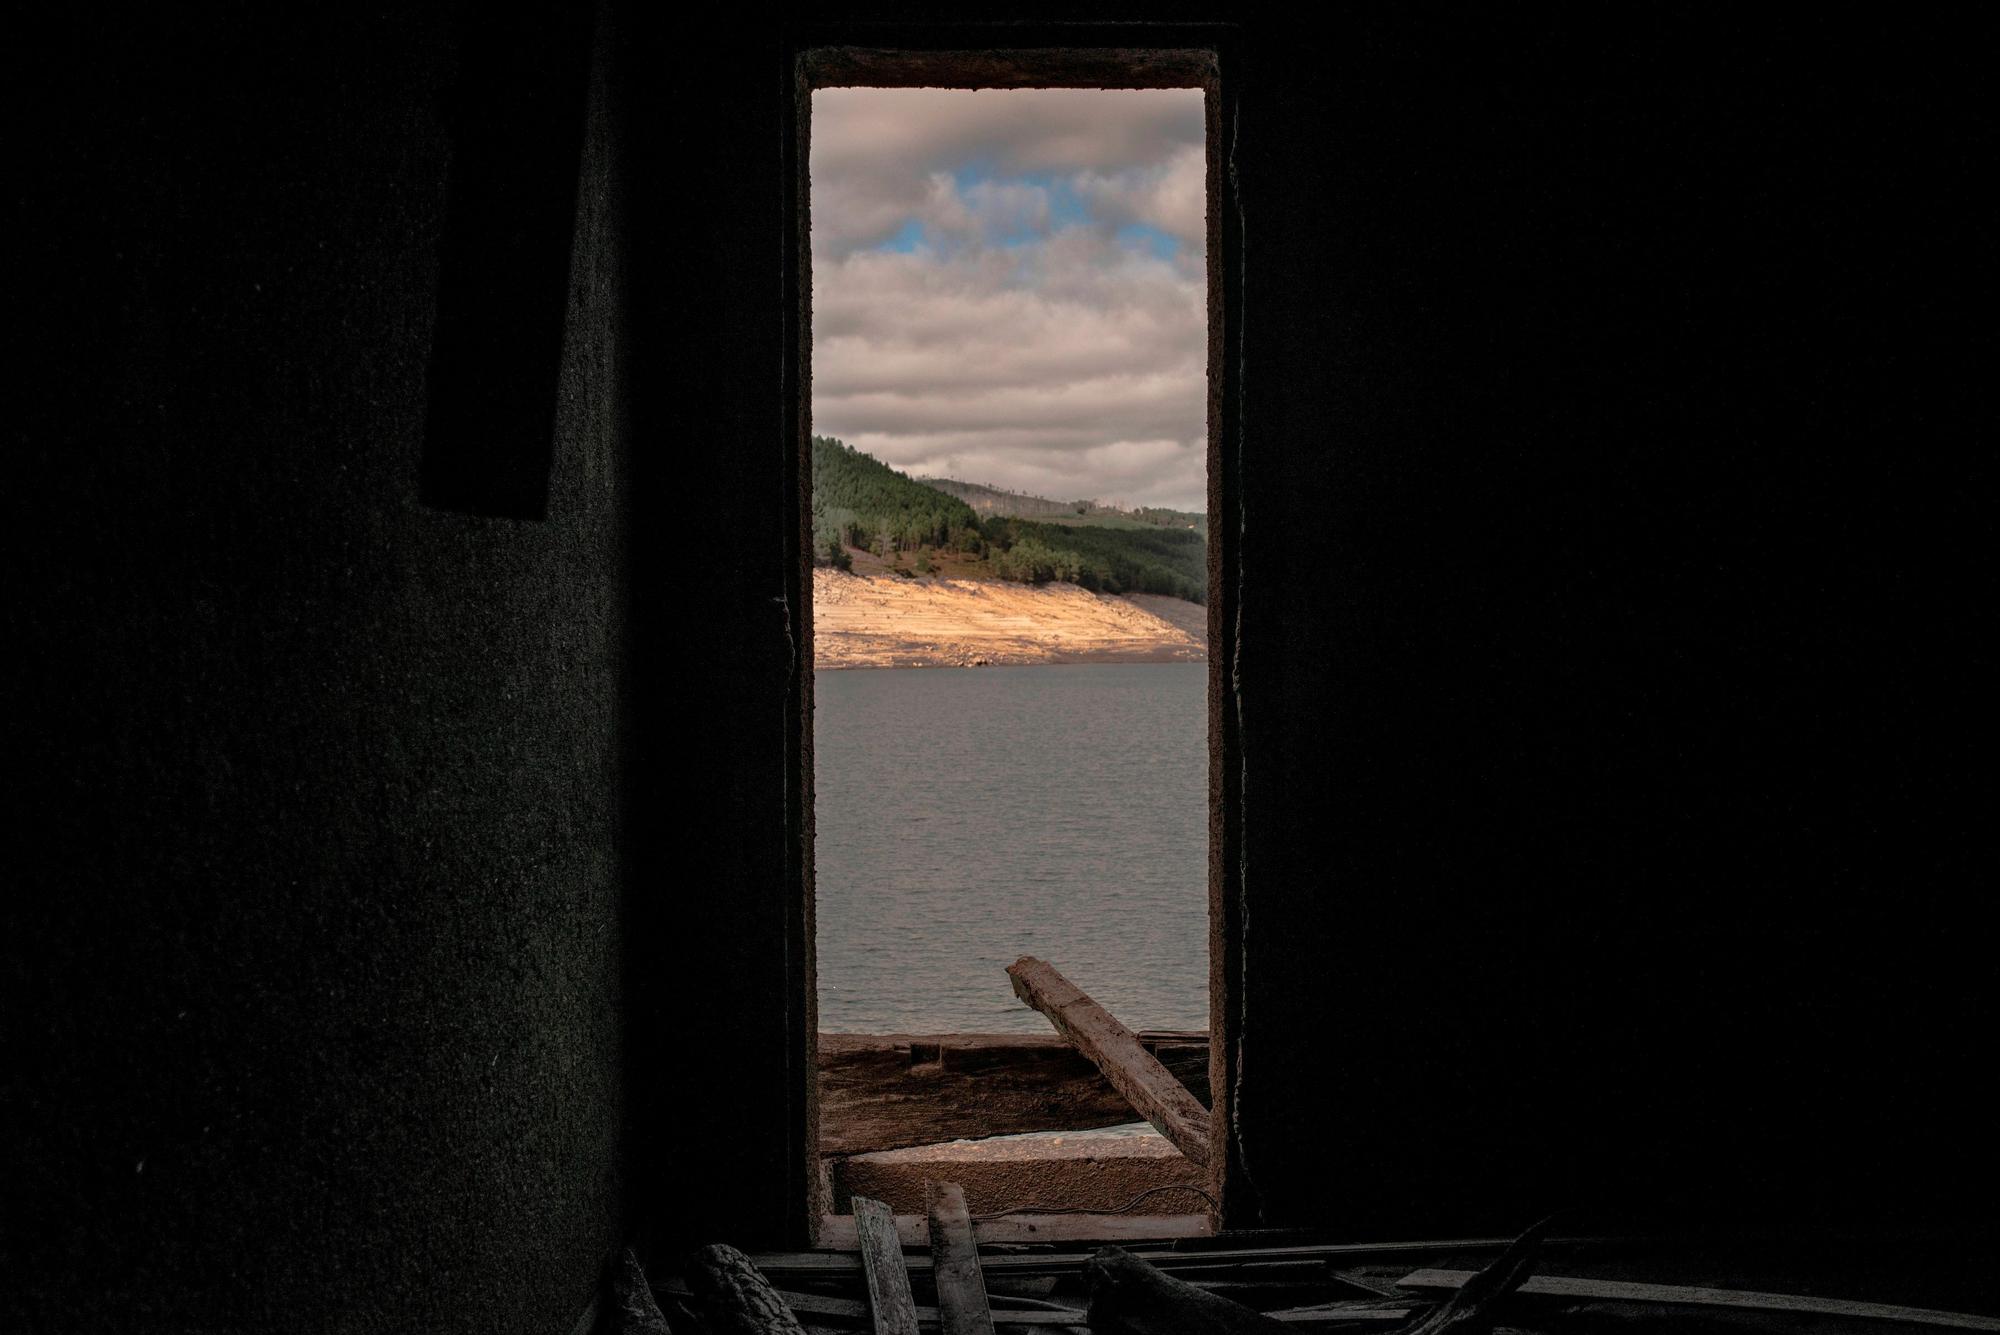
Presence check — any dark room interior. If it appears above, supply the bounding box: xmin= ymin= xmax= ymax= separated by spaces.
xmin=8 ymin=6 xmax=1991 ymax=1332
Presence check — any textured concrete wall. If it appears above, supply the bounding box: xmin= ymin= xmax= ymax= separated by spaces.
xmin=10 ymin=8 xmax=626 ymax=1330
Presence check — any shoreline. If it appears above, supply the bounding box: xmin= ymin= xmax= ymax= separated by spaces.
xmin=812 ymin=569 xmax=1206 ymax=670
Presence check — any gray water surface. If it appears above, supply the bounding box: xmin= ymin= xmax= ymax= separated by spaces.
xmin=814 ymin=662 xmax=1208 ymax=1033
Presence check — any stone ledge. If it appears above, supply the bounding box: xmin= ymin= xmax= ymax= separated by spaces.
xmin=831 ymin=1129 xmax=1206 ymax=1216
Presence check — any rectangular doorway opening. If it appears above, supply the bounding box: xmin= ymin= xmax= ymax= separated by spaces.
xmin=793 ymin=41 xmax=1235 ymax=1247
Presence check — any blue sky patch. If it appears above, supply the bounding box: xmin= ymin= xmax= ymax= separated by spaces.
xmin=877 ymin=218 xmax=926 ymax=253
xmin=1115 ymin=223 xmax=1180 ymax=261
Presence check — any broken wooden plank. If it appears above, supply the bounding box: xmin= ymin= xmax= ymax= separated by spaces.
xmin=1396 ymin=1218 xmax=1544 ymax=1335
xmin=1006 ymin=958 xmax=1211 ymax=1167
xmin=686 ymin=1242 xmax=811 ymax=1335
xmin=1268 ymin=1306 xmax=1414 ymax=1325
xmin=818 ymin=1212 xmax=1212 ymax=1250
xmin=1396 ymin=1270 xmax=2000 ymax=1331
xmin=819 ymin=1032 xmax=1210 ymax=1156
xmin=927 ymin=1181 xmax=997 ymax=1335
xmin=855 ymin=1196 xmax=922 ymax=1335
xmin=1087 ymin=1246 xmax=1291 ymax=1335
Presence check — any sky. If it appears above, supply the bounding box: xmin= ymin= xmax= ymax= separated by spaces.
xmin=810 ymin=88 xmax=1207 ymax=513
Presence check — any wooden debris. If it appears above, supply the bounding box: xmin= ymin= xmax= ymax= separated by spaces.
xmin=926 ymin=1181 xmax=997 ymax=1335
xmin=1396 ymin=1269 xmax=2000 ymax=1332
xmin=610 ymin=1247 xmax=673 ymax=1335
xmin=1394 ymin=1218 xmax=1545 ymax=1335
xmin=816 ymin=1211 xmax=1212 ymax=1250
xmin=752 ymin=1236 xmax=1596 ymax=1282
xmin=820 ymin=1032 xmax=1211 ymax=1156
xmin=667 ymin=1284 xmax=1422 ymax=1330
xmin=751 ymin=1290 xmax=1088 ymax=1328
xmin=855 ymin=1196 xmax=922 ymax=1335
xmin=687 ymin=1243 xmax=809 ymax=1335
xmin=1086 ymin=1245 xmax=1291 ymax=1335
xmin=1268 ymin=1305 xmax=1415 ymax=1326
xmin=1006 ymin=958 xmax=1212 ymax=1167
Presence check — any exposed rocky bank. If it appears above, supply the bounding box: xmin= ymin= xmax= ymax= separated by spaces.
xmin=812 ymin=569 xmax=1206 ymax=669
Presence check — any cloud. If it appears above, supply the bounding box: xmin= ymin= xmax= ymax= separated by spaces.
xmin=811 ymin=89 xmax=1203 ymax=253
xmin=1070 ymin=144 xmax=1208 ymax=248
xmin=810 ymin=88 xmax=1209 ymax=511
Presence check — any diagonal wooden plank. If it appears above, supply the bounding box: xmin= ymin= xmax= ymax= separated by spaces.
xmin=1086 ymin=1246 xmax=1290 ymax=1335
xmin=1006 ymin=957 xmax=1211 ymax=1167
xmin=925 ymin=1181 xmax=997 ymax=1335
xmin=1397 ymin=1217 xmax=1544 ymax=1335
xmin=855 ymin=1196 xmax=922 ymax=1335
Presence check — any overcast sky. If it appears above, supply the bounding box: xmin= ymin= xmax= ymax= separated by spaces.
xmin=811 ymin=88 xmax=1207 ymax=512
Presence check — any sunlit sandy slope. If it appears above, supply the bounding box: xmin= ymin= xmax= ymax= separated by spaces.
xmin=812 ymin=569 xmax=1206 ymax=669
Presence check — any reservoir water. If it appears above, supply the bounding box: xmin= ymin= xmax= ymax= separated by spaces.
xmin=814 ymin=662 xmax=1208 ymax=1033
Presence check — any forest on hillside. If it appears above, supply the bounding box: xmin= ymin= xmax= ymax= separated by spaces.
xmin=989 ymin=517 xmax=1205 ymax=602
xmin=810 ymin=436 xmax=984 ymax=568
xmin=811 ymin=436 xmax=1207 ymax=603
xmin=925 ymin=475 xmax=1207 ymax=536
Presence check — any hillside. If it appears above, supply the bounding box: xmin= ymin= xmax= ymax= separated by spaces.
xmin=918 ymin=476 xmax=1089 ymax=521
xmin=811 ymin=436 xmax=983 ymax=568
xmin=812 ymin=437 xmax=1209 ymax=603
xmin=922 ymin=476 xmax=1207 ymax=535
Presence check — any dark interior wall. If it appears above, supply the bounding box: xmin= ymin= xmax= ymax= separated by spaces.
xmin=1229 ymin=12 xmax=1991 ymax=1236
xmin=7 ymin=4 xmax=1992 ymax=1327
xmin=645 ymin=6 xmax=1992 ymax=1247
xmin=617 ymin=10 xmax=819 ymax=1254
xmin=10 ymin=7 xmax=627 ymax=1330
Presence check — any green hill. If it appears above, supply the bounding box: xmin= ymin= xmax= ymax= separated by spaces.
xmin=981 ymin=516 xmax=1206 ymax=602
xmin=811 ymin=436 xmax=983 ymax=571
xmin=812 ymin=436 xmax=1207 ymax=602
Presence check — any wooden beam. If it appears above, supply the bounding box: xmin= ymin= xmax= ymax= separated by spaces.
xmin=1268 ymin=1308 xmax=1411 ymax=1326
xmin=802 ymin=48 xmax=1218 ymax=92
xmin=1006 ymin=958 xmax=1211 ymax=1167
xmin=1086 ymin=1246 xmax=1289 ymax=1335
xmin=818 ymin=1212 xmax=1213 ymax=1250
xmin=855 ymin=1196 xmax=922 ymax=1335
xmin=926 ymin=1182 xmax=996 ymax=1335
xmin=754 ymin=1291 xmax=1087 ymax=1328
xmin=1396 ymin=1271 xmax=2000 ymax=1332
xmin=819 ymin=1033 xmax=1209 ymax=1156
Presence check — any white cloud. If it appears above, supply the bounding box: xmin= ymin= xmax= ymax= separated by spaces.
xmin=810 ymin=87 xmax=1204 ymax=258
xmin=1071 ymin=143 xmax=1208 ymax=247
xmin=810 ymin=89 xmax=1209 ymax=511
